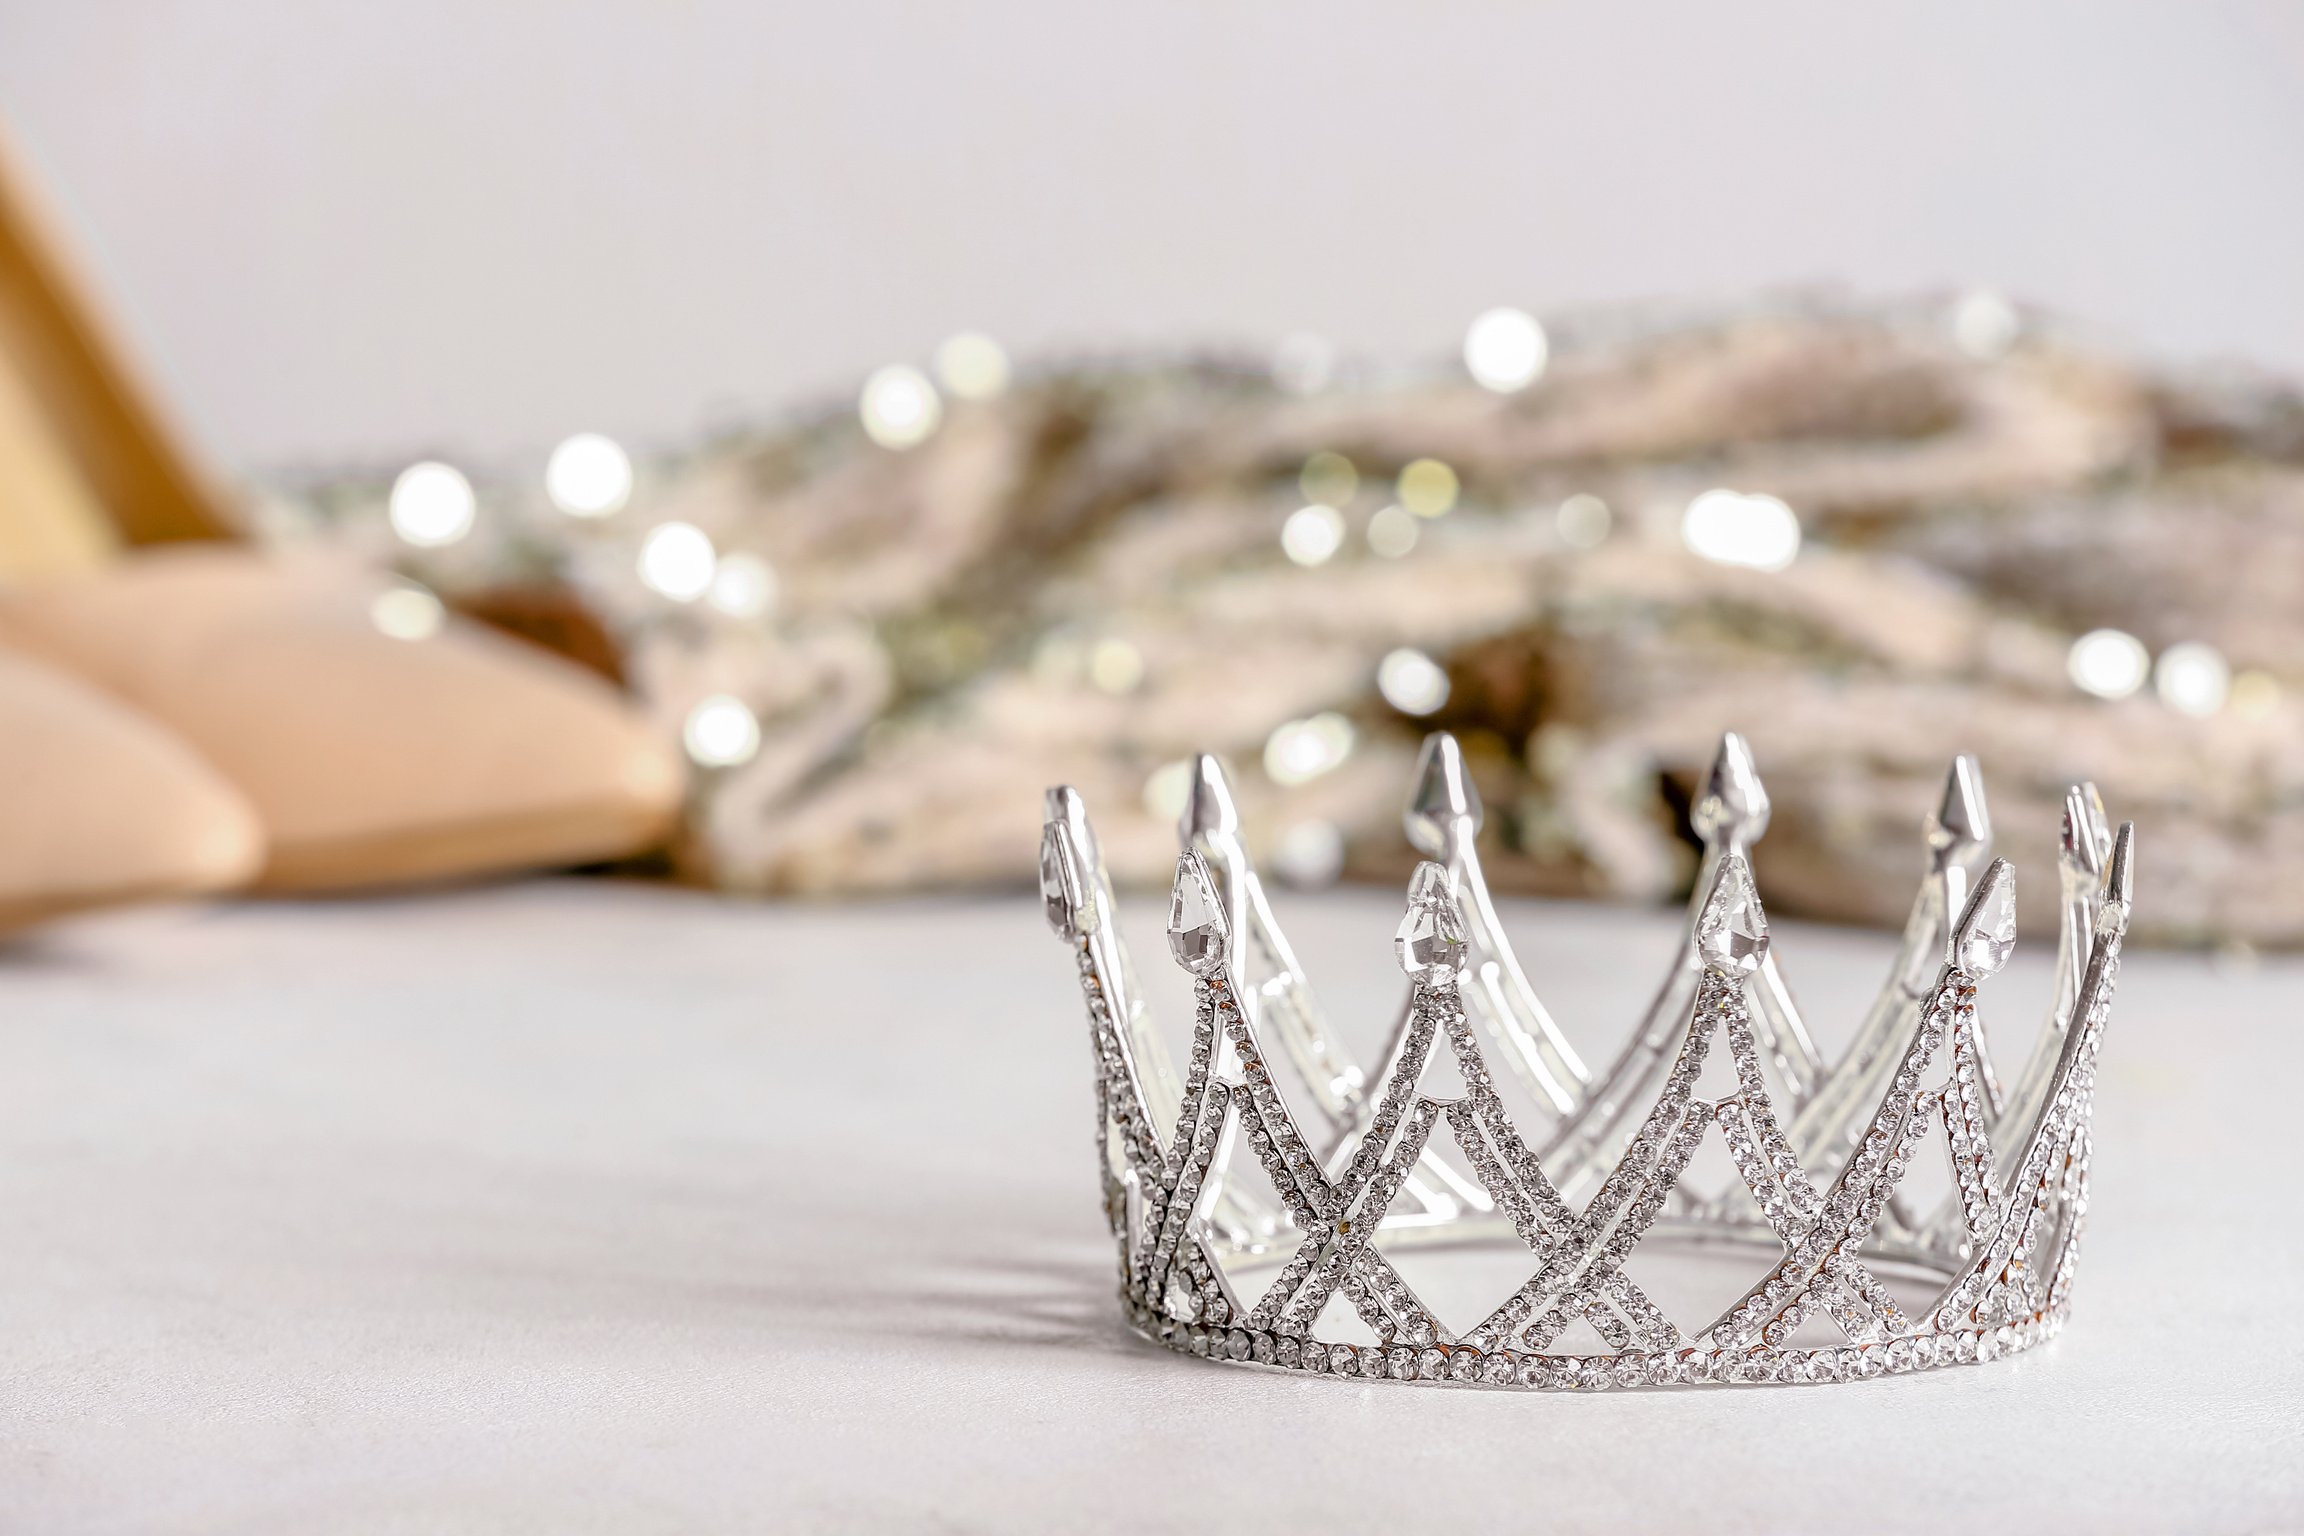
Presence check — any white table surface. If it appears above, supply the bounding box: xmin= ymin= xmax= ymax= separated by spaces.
xmin=0 ymin=880 xmax=2296 ymax=1533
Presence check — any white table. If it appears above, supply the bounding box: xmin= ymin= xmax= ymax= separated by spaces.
xmin=0 ymin=882 xmax=2294 ymax=1532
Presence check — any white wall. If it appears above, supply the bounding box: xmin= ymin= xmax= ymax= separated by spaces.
xmin=3 ymin=1 xmax=2301 ymax=472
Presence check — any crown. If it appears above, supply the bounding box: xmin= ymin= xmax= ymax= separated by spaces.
xmin=1039 ymin=732 xmax=2134 ymax=1389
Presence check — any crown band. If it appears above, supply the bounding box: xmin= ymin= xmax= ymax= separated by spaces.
xmin=1041 ymin=733 xmax=2133 ymax=1389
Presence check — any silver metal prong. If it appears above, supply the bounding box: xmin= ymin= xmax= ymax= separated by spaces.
xmin=2060 ymin=784 xmax=2108 ymax=879
xmin=1692 ymin=732 xmax=1770 ymax=849
xmin=2102 ymin=822 xmax=2135 ymax=936
xmin=1405 ymin=732 xmax=1482 ymax=858
xmin=1178 ymin=753 xmax=1242 ymax=845
xmin=1927 ymin=755 xmax=1992 ymax=872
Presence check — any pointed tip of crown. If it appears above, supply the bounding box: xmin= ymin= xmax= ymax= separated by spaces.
xmin=1695 ymin=852 xmax=1769 ymax=975
xmin=2060 ymin=782 xmax=2113 ymax=875
xmin=1177 ymin=754 xmax=1241 ymax=844
xmin=1948 ymin=857 xmax=2017 ymax=976
xmin=1404 ymin=732 xmax=1482 ymax=857
xmin=1691 ymin=732 xmax=1770 ymax=846
xmin=1927 ymin=755 xmax=1992 ymax=863
xmin=2101 ymin=822 xmax=2136 ymax=936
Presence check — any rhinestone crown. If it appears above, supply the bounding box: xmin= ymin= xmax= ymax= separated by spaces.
xmin=1040 ymin=733 xmax=2134 ymax=1390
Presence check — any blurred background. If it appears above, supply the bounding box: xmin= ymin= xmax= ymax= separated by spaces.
xmin=4 ymin=2 xmax=2303 ymax=944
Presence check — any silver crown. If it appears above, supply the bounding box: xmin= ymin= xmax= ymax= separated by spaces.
xmin=1040 ymin=732 xmax=2133 ymax=1389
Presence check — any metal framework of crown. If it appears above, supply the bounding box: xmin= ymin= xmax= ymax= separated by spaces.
xmin=1038 ymin=732 xmax=2134 ymax=1389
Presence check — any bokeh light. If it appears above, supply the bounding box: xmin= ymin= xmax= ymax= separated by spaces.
xmin=1264 ymin=712 xmax=1355 ymax=786
xmin=1299 ymin=451 xmax=1358 ymax=507
xmin=2068 ymin=628 xmax=2150 ymax=699
xmin=935 ymin=332 xmax=1011 ymax=400
xmin=2155 ymin=641 xmax=2230 ymax=717
xmin=683 ymin=694 xmax=761 ymax=768
xmin=1367 ymin=505 xmax=1419 ymax=559
xmin=1377 ymin=648 xmax=1450 ymax=716
xmin=1088 ymin=638 xmax=1145 ymax=694
xmin=709 ymin=552 xmax=779 ymax=619
xmin=859 ymin=365 xmax=943 ymax=449
xmin=369 ymin=583 xmax=445 ymax=641
xmin=1281 ymin=504 xmax=1347 ymax=566
xmin=545 ymin=433 xmax=633 ymax=517
xmin=1556 ymin=493 xmax=1612 ymax=549
xmin=1950 ymin=289 xmax=2021 ymax=359
xmin=638 ymin=521 xmax=718 ymax=601
xmin=1142 ymin=758 xmax=1193 ymax=820
xmin=389 ymin=462 xmax=476 ymax=548
xmin=1682 ymin=489 xmax=1801 ymax=571
xmin=1463 ymin=307 xmax=1548 ymax=392
xmin=1398 ymin=459 xmax=1459 ymax=519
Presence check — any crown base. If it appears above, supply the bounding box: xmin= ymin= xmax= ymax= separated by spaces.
xmin=1120 ymin=1221 xmax=2068 ymax=1388
xmin=1124 ymin=1295 xmax=2068 ymax=1389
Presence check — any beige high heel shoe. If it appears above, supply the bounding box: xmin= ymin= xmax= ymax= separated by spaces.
xmin=0 ymin=123 xmax=682 ymax=923
xmin=0 ymin=647 xmax=262 ymax=934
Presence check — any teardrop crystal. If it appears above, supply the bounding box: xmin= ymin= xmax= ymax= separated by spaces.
xmin=1394 ymin=861 xmax=1470 ymax=978
xmin=1039 ymin=824 xmax=1080 ymax=937
xmin=1695 ymin=855 xmax=1769 ymax=975
xmin=1951 ymin=861 xmax=2017 ymax=976
xmin=1167 ymin=852 xmax=1230 ymax=977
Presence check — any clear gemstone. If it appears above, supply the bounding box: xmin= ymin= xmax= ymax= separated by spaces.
xmin=1167 ymin=853 xmax=1230 ymax=977
xmin=1952 ymin=864 xmax=2016 ymax=976
xmin=1394 ymin=861 xmax=1469 ymax=977
xmin=1696 ymin=855 xmax=1769 ymax=975
xmin=1040 ymin=824 xmax=1082 ymax=937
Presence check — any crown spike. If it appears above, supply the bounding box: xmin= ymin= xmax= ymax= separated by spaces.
xmin=2101 ymin=822 xmax=2135 ymax=937
xmin=2059 ymin=783 xmax=2110 ymax=877
xmin=1695 ymin=853 xmax=1769 ymax=975
xmin=1395 ymin=861 xmax=1471 ymax=978
xmin=1949 ymin=857 xmax=2017 ymax=976
xmin=1691 ymin=732 xmax=1770 ymax=848
xmin=1404 ymin=732 xmax=1482 ymax=857
xmin=1926 ymin=755 xmax=1992 ymax=867
xmin=1177 ymin=753 xmax=1242 ymax=844
xmin=1167 ymin=851 xmax=1230 ymax=977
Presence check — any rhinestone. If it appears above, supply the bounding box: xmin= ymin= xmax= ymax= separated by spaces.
xmin=1251 ymin=1331 xmax=1276 ymax=1365
xmin=1166 ymin=853 xmax=1229 ymax=977
xmin=1951 ymin=864 xmax=2017 ymax=976
xmin=1418 ymin=1347 xmax=1448 ymax=1380
xmin=1696 ymin=856 xmax=1769 ymax=974
xmin=1226 ymin=1328 xmax=1251 ymax=1361
xmin=1394 ymin=862 xmax=1470 ymax=977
